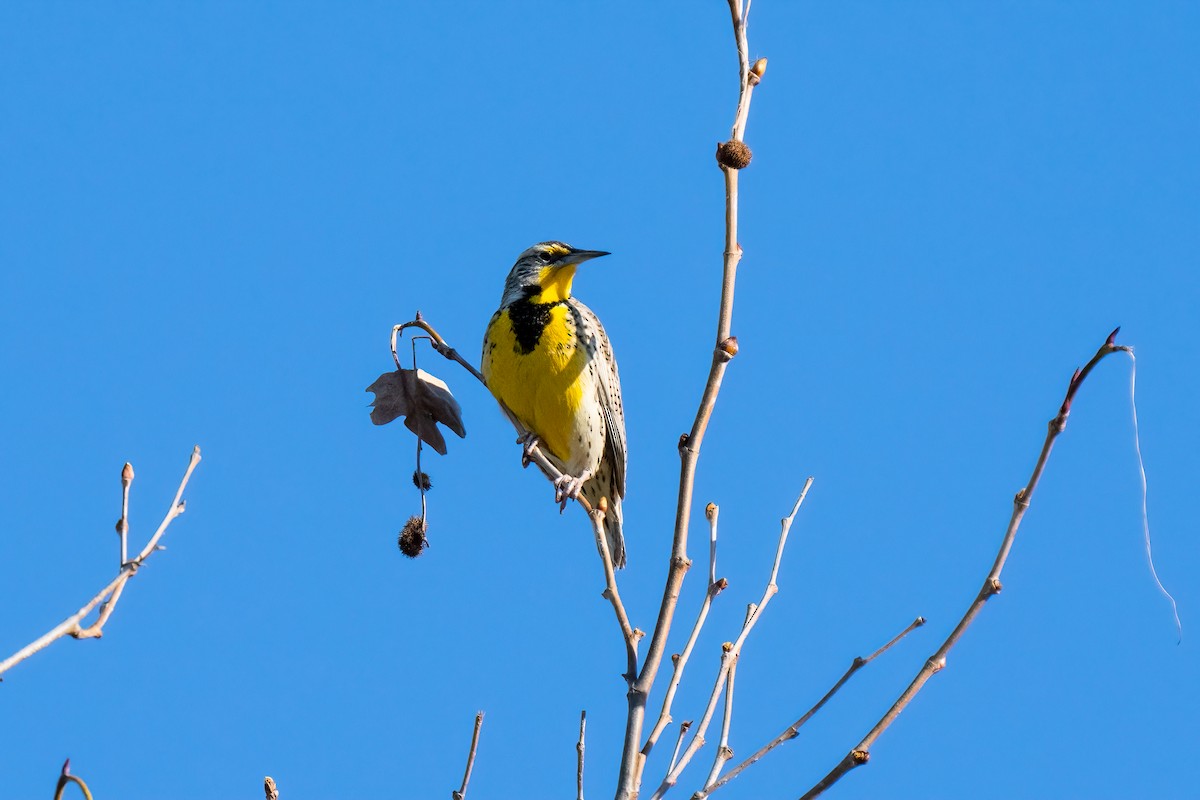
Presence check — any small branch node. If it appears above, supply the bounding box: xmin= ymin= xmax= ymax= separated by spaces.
xmin=928 ymin=655 xmax=947 ymax=673
xmin=851 ymin=749 xmax=870 ymax=766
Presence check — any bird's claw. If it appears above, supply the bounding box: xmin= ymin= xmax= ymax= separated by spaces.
xmin=554 ymin=470 xmax=591 ymax=513
xmin=518 ymin=432 xmax=542 ymax=469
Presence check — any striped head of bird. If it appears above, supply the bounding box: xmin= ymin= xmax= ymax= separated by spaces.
xmin=498 ymin=241 xmax=611 ymax=307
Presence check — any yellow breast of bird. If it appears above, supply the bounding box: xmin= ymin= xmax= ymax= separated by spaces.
xmin=483 ymin=302 xmax=596 ymax=470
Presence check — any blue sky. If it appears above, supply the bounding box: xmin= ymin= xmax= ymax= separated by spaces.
xmin=1 ymin=2 xmax=1197 ymax=798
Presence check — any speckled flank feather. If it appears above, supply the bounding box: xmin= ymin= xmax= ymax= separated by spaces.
xmin=481 ymin=242 xmax=628 ymax=567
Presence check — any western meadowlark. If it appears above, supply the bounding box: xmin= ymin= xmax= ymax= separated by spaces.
xmin=481 ymin=241 xmax=628 ymax=567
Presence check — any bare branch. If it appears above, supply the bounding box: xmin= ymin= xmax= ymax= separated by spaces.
xmin=264 ymin=776 xmax=279 ymax=800
xmin=577 ymin=711 xmax=587 ymax=800
xmin=452 ymin=712 xmax=484 ymax=800
xmin=620 ymin=3 xmax=764 ymax=795
xmin=801 ymin=331 xmax=1129 ymax=799
xmin=698 ymin=617 xmax=925 ymax=798
xmin=650 ymin=480 xmax=814 ymax=800
xmin=701 ymin=657 xmax=738 ymax=791
xmin=642 ymin=504 xmax=728 ymax=762
xmin=390 ymin=319 xmax=591 ymax=515
xmin=0 ymin=447 xmax=202 ymax=678
xmin=589 ymin=504 xmax=643 ymax=685
xmin=118 ymin=462 xmax=132 ymax=568
xmin=53 ymin=759 xmax=93 ymax=800
xmin=668 ymin=721 xmax=692 ymax=776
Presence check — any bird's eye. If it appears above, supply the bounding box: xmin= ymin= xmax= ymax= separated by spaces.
xmin=539 ymin=251 xmax=555 ymax=263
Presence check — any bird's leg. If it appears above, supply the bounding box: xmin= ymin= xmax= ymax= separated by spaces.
xmin=517 ymin=432 xmax=542 ymax=468
xmin=554 ymin=469 xmax=592 ymax=513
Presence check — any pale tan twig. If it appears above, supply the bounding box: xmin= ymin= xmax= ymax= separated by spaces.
xmin=668 ymin=721 xmax=692 ymax=776
xmin=0 ymin=447 xmax=202 ymax=678
xmin=641 ymin=504 xmax=728 ymax=765
xmin=264 ymin=776 xmax=279 ymax=800
xmin=392 ymin=318 xmax=643 ymax=683
xmin=53 ymin=759 xmax=93 ymax=800
xmin=577 ymin=710 xmax=587 ymax=800
xmin=589 ymin=505 xmax=644 ymax=684
xmin=619 ymin=4 xmax=762 ymax=795
xmin=390 ymin=319 xmax=589 ymax=513
xmin=452 ymin=712 xmax=484 ymax=800
xmin=801 ymin=330 xmax=1129 ymax=799
xmin=650 ymin=480 xmax=813 ymax=800
xmin=701 ymin=658 xmax=738 ymax=791
xmin=118 ymin=462 xmax=132 ymax=567
xmin=697 ymin=617 xmax=925 ymax=798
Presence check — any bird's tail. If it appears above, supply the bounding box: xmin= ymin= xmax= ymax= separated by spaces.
xmin=582 ymin=480 xmax=626 ymax=569
xmin=605 ymin=495 xmax=626 ymax=569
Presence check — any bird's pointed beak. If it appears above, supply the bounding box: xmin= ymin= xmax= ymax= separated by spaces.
xmin=558 ymin=249 xmax=610 ymax=267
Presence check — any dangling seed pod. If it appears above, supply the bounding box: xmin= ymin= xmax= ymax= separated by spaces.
xmin=398 ymin=516 xmax=428 ymax=558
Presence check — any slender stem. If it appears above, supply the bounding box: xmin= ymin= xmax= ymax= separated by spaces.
xmin=390 ymin=320 xmax=591 ymax=515
xmin=264 ymin=777 xmax=279 ymax=800
xmin=0 ymin=448 xmax=202 ymax=677
xmin=452 ymin=712 xmax=484 ymax=800
xmin=668 ymin=722 xmax=692 ymax=775
xmin=54 ymin=760 xmax=94 ymax=800
xmin=701 ymin=658 xmax=738 ymax=790
xmin=590 ymin=506 xmax=643 ymax=684
xmin=119 ymin=462 xmax=132 ymax=567
xmin=642 ymin=505 xmax=728 ymax=762
xmin=619 ymin=4 xmax=760 ymax=795
xmin=698 ymin=617 xmax=925 ymax=798
xmin=800 ymin=330 xmax=1128 ymax=799
xmin=650 ymin=481 xmax=813 ymax=800
xmin=577 ymin=711 xmax=587 ymax=800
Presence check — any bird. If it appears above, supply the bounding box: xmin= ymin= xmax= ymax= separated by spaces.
xmin=481 ymin=241 xmax=628 ymax=568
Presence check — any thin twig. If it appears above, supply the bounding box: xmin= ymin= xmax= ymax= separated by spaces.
xmin=391 ymin=320 xmax=590 ymax=514
xmin=701 ymin=658 xmax=738 ymax=791
xmin=650 ymin=480 xmax=813 ymax=800
xmin=589 ymin=505 xmax=644 ymax=685
xmin=118 ymin=462 xmax=132 ymax=567
xmin=0 ymin=447 xmax=202 ymax=678
xmin=698 ymin=617 xmax=925 ymax=798
xmin=264 ymin=776 xmax=279 ymax=800
xmin=620 ymin=3 xmax=762 ymax=795
xmin=801 ymin=330 xmax=1129 ymax=799
xmin=668 ymin=722 xmax=692 ymax=775
xmin=577 ymin=710 xmax=587 ymax=800
xmin=392 ymin=317 xmax=642 ymax=684
xmin=53 ymin=759 xmax=93 ymax=800
xmin=642 ymin=504 xmax=728 ymax=762
xmin=452 ymin=712 xmax=484 ymax=800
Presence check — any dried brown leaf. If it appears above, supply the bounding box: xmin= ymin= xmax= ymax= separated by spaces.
xmin=367 ymin=368 xmax=466 ymax=455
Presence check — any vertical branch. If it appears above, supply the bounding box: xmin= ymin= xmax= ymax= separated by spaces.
xmin=801 ymin=331 xmax=1129 ymax=799
xmin=452 ymin=712 xmax=484 ymax=800
xmin=650 ymin=481 xmax=813 ymax=800
xmin=701 ymin=658 xmax=738 ymax=791
xmin=264 ymin=777 xmax=279 ymax=800
xmin=577 ymin=711 xmax=588 ymax=800
xmin=641 ymin=504 xmax=728 ymax=764
xmin=618 ymin=3 xmax=764 ymax=796
xmin=118 ymin=462 xmax=133 ymax=567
